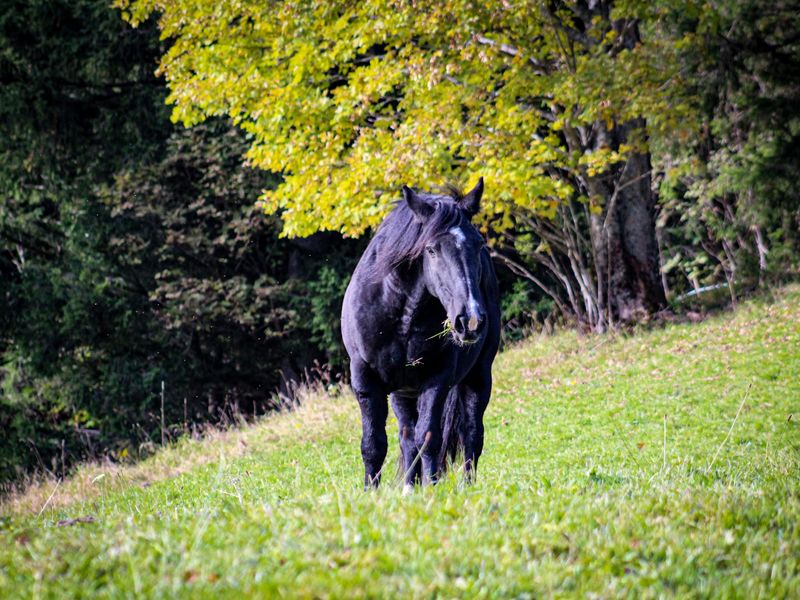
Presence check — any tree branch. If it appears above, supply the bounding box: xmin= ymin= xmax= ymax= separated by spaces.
xmin=490 ymin=248 xmax=569 ymax=316
xmin=473 ymin=34 xmax=550 ymax=74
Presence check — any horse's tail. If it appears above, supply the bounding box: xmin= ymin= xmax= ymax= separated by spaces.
xmin=438 ymin=385 xmax=464 ymax=472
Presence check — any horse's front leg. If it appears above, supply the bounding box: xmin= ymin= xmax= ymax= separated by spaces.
xmin=462 ymin=367 xmax=492 ymax=483
xmin=414 ymin=384 xmax=448 ymax=485
xmin=391 ymin=393 xmax=421 ymax=491
xmin=350 ymin=359 xmax=388 ymax=489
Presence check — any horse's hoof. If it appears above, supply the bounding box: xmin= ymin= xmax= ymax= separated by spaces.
xmin=402 ymin=484 xmax=414 ymax=496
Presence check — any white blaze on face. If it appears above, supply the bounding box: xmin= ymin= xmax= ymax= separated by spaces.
xmin=467 ymin=297 xmax=481 ymax=332
xmin=449 ymin=227 xmax=481 ymax=332
xmin=448 ymin=226 xmax=466 ymax=249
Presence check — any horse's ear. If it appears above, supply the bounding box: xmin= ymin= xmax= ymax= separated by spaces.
xmin=403 ymin=185 xmax=434 ymax=222
xmin=459 ymin=177 xmax=484 ymax=218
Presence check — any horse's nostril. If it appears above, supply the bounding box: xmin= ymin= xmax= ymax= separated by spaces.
xmin=454 ymin=314 xmax=467 ymax=334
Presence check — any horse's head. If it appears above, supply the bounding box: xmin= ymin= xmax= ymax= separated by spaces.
xmin=403 ymin=178 xmax=488 ymax=345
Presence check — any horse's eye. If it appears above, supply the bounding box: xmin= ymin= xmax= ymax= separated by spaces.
xmin=426 ymin=245 xmax=436 ymax=256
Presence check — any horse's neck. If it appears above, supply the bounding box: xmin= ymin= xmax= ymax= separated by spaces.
xmin=381 ymin=270 xmax=431 ymax=337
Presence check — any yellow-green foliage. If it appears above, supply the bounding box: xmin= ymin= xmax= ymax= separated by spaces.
xmin=118 ymin=0 xmax=693 ymax=237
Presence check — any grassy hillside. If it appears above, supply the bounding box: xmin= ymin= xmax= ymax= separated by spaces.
xmin=2 ymin=287 xmax=799 ymax=598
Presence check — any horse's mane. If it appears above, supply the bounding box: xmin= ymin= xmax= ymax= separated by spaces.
xmin=367 ymin=188 xmax=469 ymax=280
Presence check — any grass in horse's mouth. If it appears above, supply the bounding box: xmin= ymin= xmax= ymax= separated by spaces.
xmin=426 ymin=319 xmax=479 ymax=346
xmin=426 ymin=319 xmax=454 ymax=341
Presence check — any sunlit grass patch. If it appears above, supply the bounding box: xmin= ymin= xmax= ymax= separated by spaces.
xmin=1 ymin=286 xmax=799 ymax=597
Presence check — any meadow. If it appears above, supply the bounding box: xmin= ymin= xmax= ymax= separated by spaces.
xmin=1 ymin=287 xmax=798 ymax=598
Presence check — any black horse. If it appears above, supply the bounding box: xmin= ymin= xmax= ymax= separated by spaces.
xmin=341 ymin=178 xmax=500 ymax=490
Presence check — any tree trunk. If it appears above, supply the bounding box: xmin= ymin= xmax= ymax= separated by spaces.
xmin=503 ymin=6 xmax=667 ymax=331
xmin=588 ymin=122 xmax=667 ymax=328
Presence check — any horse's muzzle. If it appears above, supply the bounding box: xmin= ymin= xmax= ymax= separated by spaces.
xmin=454 ymin=310 xmax=486 ymax=343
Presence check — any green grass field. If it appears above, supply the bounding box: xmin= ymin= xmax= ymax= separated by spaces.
xmin=2 ymin=287 xmax=799 ymax=598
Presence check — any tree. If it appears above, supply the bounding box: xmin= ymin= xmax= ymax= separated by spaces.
xmin=104 ymin=121 xmax=360 ymax=411
xmin=1 ymin=0 xmax=171 ymax=481
xmin=0 ymin=0 xmax=361 ymax=483
xmin=656 ymin=0 xmax=800 ymax=298
xmin=120 ymin=0 xmax=694 ymax=330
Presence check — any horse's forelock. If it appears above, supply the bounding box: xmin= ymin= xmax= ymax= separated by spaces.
xmin=369 ymin=196 xmax=468 ymax=280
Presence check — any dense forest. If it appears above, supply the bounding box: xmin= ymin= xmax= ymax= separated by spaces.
xmin=1 ymin=0 xmax=798 ymax=485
